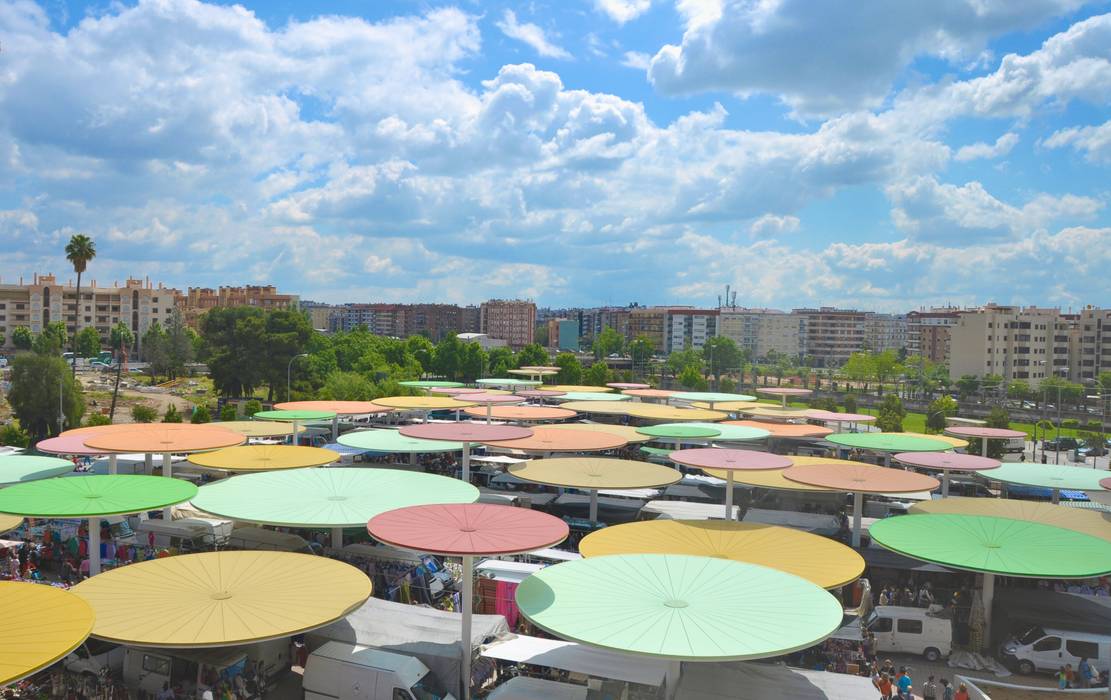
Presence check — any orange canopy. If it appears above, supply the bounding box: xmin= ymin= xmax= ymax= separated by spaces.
xmin=722 ymin=420 xmax=833 ymax=438
xmin=483 ymin=426 xmax=627 ymax=453
xmin=84 ymin=428 xmax=245 ymax=454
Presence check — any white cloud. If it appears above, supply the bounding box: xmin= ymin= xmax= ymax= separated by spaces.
xmin=749 ymin=214 xmax=800 ymax=236
xmin=954 ymin=132 xmax=1019 ymax=161
xmin=594 ymin=0 xmax=651 ymax=24
xmin=495 ymin=10 xmax=571 ymax=59
xmin=1044 ymin=119 xmax=1111 ymax=162
xmin=621 ymin=51 xmax=652 ymax=70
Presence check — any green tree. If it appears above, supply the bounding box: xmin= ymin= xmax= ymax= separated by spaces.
xmin=843 ymin=395 xmax=858 ymax=414
xmin=0 ymin=421 xmax=31 ymax=447
xmin=487 ymin=347 xmax=515 ymax=377
xmin=515 ymin=343 xmax=549 ymax=368
xmin=702 ymin=337 xmax=742 ymax=385
xmin=164 ymin=308 xmax=195 ymax=379
xmin=162 ymin=404 xmax=183 ymax=423
xmin=108 ymin=322 xmax=136 ymax=421
xmin=64 ymin=233 xmax=96 ymax=377
xmin=6 ymin=354 xmax=84 ymax=439
xmin=11 ymin=326 xmax=33 ymax=350
xmin=131 ymin=405 xmax=157 ymax=423
xmin=842 ymin=352 xmax=875 ymax=393
xmin=533 ymin=323 xmax=549 ymax=347
xmin=554 ymin=352 xmax=582 ymax=384
xmin=142 ymin=321 xmax=169 ymax=380
xmin=33 ymin=321 xmax=68 ymax=356
xmin=955 ymin=374 xmax=980 ymax=401
xmin=243 ymin=399 xmax=262 ymax=417
xmin=460 ymin=342 xmax=487 ymax=382
xmin=319 ymin=371 xmax=377 ymax=401
xmin=84 ymin=413 xmax=111 ymax=427
xmin=874 ymin=394 xmax=906 ymax=432
xmin=628 ymin=335 xmax=654 ymax=365
xmin=583 ymin=361 xmax=612 ymax=387
xmin=199 ymin=307 xmax=269 ymax=397
xmin=219 ymin=404 xmax=238 ymax=421
xmin=719 ymin=376 xmax=736 ymax=392
xmin=677 ymin=364 xmax=708 ymax=390
xmin=432 ymin=335 xmax=466 ymax=380
xmin=405 ymin=335 xmax=435 ymax=375
xmin=666 ymin=348 xmax=702 ymax=378
xmin=592 ymin=327 xmax=625 ymax=360
xmin=872 ymin=350 xmax=902 ymax=395
xmin=190 ymin=405 xmax=212 ymax=424
xmin=75 ymin=326 xmax=101 ymax=358
xmin=925 ymin=395 xmax=958 ymax=433
xmin=971 ymin=407 xmax=1012 ymax=458
xmin=1007 ymin=380 xmax=1032 ymax=405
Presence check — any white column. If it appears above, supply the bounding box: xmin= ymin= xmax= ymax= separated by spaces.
xmin=942 ymin=469 xmax=950 ymax=498
xmin=332 ymin=527 xmax=343 ymax=548
xmin=665 ymin=660 xmax=682 ymax=700
xmin=409 ymin=451 xmax=417 ymax=467
xmin=292 ymin=420 xmax=299 ymax=446
xmin=852 ymin=491 xmax=863 ymax=548
xmin=724 ymin=471 xmax=735 ymax=521
xmin=589 ymin=489 xmax=598 ymax=523
xmin=462 ymin=442 xmax=471 ymax=483
xmin=332 ymin=416 xmax=339 ymax=442
xmin=780 ymin=395 xmax=787 ymax=408
xmin=144 ymin=453 xmax=153 ymax=474
xmin=462 ymin=554 xmax=474 ymax=700
xmin=108 ymin=454 xmax=117 ymax=475
xmin=883 ymin=453 xmax=891 ymax=468
xmin=981 ymin=439 xmax=988 ymax=458
xmin=162 ymin=452 xmax=174 ymax=520
xmin=1052 ymin=488 xmax=1060 ymax=505
xmin=88 ymin=517 xmax=101 ymax=576
xmin=485 ymin=404 xmax=492 ymax=425
xmin=982 ymin=572 xmax=995 ymax=647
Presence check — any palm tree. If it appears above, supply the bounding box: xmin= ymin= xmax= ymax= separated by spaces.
xmin=64 ymin=234 xmax=96 ymax=378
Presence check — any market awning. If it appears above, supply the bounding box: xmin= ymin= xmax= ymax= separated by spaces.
xmin=481 ymin=635 xmax=668 ymax=687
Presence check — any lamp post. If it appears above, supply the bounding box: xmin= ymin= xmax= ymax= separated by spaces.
xmin=286 ymin=353 xmax=308 ymax=403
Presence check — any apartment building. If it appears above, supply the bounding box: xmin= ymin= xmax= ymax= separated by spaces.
xmin=0 ymin=273 xmax=179 ymax=352
xmin=480 ymin=299 xmax=536 ymax=349
xmin=627 ymin=308 xmax=667 ymax=353
xmin=179 ymin=285 xmax=299 ymax=326
xmin=866 ymin=313 xmax=908 ymax=353
xmin=323 ymin=303 xmax=480 ymax=339
xmin=1075 ymin=306 xmax=1111 ymax=383
xmin=906 ymin=309 xmax=960 ymax=364
xmin=547 ymin=319 xmax=580 ymax=352
xmin=793 ymin=308 xmax=868 ymax=368
xmin=948 ymin=305 xmax=1067 ymax=386
xmin=578 ymin=307 xmax=633 ymax=345
xmin=718 ymin=309 xmax=801 ymax=360
xmin=299 ymin=301 xmax=335 ymax=332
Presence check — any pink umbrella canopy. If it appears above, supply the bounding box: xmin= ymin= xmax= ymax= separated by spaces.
xmin=945 ymin=426 xmax=1028 ymax=439
xmin=1101 ymin=477 xmax=1111 ymax=490
xmin=399 ymin=422 xmax=533 ymax=442
xmin=464 ymin=393 xmax=525 ymax=405
xmin=429 ymin=387 xmax=488 ymax=396
xmin=368 ymin=503 xmax=569 ymax=556
xmin=894 ymin=452 xmax=1001 ymax=472
xmin=37 ymin=435 xmax=111 ymax=457
xmin=669 ymin=448 xmax=793 ymax=472
xmin=804 ymin=410 xmax=876 ymax=422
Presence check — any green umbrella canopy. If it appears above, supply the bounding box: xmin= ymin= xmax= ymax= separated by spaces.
xmin=985 ymin=462 xmax=1111 ymax=492
xmin=516 ymin=554 xmax=843 ymax=661
xmin=870 ymin=514 xmax=1111 ymax=579
xmin=337 ymin=429 xmax=463 ymax=453
xmin=398 ymin=380 xmax=465 ymax=389
xmin=671 ymin=392 xmax=757 ymax=403
xmin=826 ymin=432 xmax=952 ymax=452
xmin=681 ymin=422 xmax=769 ymax=441
xmin=554 ymin=392 xmax=632 ymax=402
xmin=191 ymin=468 xmax=479 ymax=527
xmin=0 ymin=456 xmax=76 ymax=485
xmin=0 ymin=475 xmax=197 ymax=518
xmin=636 ymin=423 xmax=721 ymax=439
xmin=253 ymin=409 xmax=336 ymax=422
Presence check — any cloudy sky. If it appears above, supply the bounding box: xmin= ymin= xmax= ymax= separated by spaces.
xmin=1 ymin=0 xmax=1109 ymax=311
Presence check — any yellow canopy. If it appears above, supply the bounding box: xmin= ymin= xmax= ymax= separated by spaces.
xmin=628 ymin=403 xmax=728 ymax=421
xmin=0 ymin=582 xmax=95 ymax=686
xmin=0 ymin=514 xmax=21 ymax=534
xmin=545 ymin=423 xmax=653 ymax=444
xmin=548 ymin=385 xmax=614 ymax=393
xmin=371 ymin=396 xmax=475 ymax=410
xmin=509 ymin=457 xmax=682 ymax=490
xmin=910 ymin=497 xmax=1111 ymax=543
xmin=73 ymin=551 xmax=371 ymax=648
xmin=690 ymin=401 xmax=761 ymax=412
xmin=703 ymin=456 xmax=872 ymax=492
xmin=742 ymin=406 xmax=812 ymax=419
xmin=187 ymin=445 xmax=340 ymax=472
xmin=579 ymin=520 xmax=865 ymax=589
xmin=213 ymin=421 xmax=303 ymax=438
xmin=903 ymin=432 xmax=970 ymax=449
xmin=556 ymin=401 xmax=638 ymax=416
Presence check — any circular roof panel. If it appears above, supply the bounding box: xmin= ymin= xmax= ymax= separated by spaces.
xmin=555 ymin=392 xmax=631 ymax=402
xmin=187 ymin=445 xmax=340 ymax=472
xmin=368 ymin=503 xmax=569 ymax=556
xmin=909 ymin=497 xmax=1111 ymax=543
xmin=399 ymin=422 xmax=532 ymax=443
xmin=723 ymin=420 xmax=833 ymax=438
xmin=636 ymin=423 xmax=721 ymax=439
xmin=85 ymin=428 xmax=245 ymax=454
xmin=0 ymin=582 xmax=94 ymax=686
xmin=681 ymin=422 xmax=769 ymax=441
xmin=672 ymin=392 xmax=758 ymax=403
xmin=253 ymin=409 xmax=336 ymax=422
xmin=544 ymin=423 xmax=653 ymax=444
xmin=756 ymin=388 xmax=813 ymax=396
xmin=0 ymin=455 xmax=75 ymax=485
xmin=983 ymin=462 xmax=1110 ymax=492
xmin=826 ymin=432 xmax=953 ymax=452
xmin=509 ymin=457 xmax=682 ymax=490
xmin=805 ymin=410 xmax=875 ymax=423
xmin=606 ymin=383 xmax=650 ymax=389
xmin=703 ymin=456 xmax=872 ymax=492
xmin=894 ymin=452 xmax=1000 ymax=472
xmin=274 ymin=401 xmax=390 ymax=415
xmin=398 ymin=380 xmax=465 ymax=389
xmin=548 ymin=385 xmax=614 ymax=393
xmin=462 ymin=405 xmax=577 ymax=421
xmin=945 ymin=426 xmax=1027 ymax=439
xmin=482 ymin=427 xmax=627 ymax=453
xmin=214 ymin=421 xmax=302 ymax=438
xmin=671 ymin=448 xmax=792 ymax=472
xmin=338 ymin=429 xmax=464 ymax=453
xmin=370 ymin=396 xmax=474 ymax=410
xmin=514 ymin=389 xmax=567 ymax=398
xmin=783 ymin=463 xmax=939 ymax=493
xmin=621 ymin=389 xmax=677 ymax=399
xmin=0 ymin=475 xmax=197 ymax=518
xmin=36 ymin=434 xmax=110 ymax=456
xmin=0 ymin=515 xmax=22 ymax=534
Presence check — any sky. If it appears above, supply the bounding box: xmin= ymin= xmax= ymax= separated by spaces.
xmin=0 ymin=0 xmax=1109 ymax=312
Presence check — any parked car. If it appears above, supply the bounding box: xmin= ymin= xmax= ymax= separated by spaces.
xmin=1043 ymin=437 xmax=1079 ymax=451
xmin=1000 ymin=626 xmax=1111 ymax=677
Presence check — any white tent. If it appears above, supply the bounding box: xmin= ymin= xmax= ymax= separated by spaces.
xmin=678 ymin=662 xmax=878 ymax=699
xmin=481 ymin=635 xmax=668 ymax=687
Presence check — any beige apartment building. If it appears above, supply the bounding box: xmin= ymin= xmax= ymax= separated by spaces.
xmin=906 ymin=309 xmax=960 ymax=364
xmin=948 ymin=304 xmax=1070 ymax=386
xmin=718 ymin=309 xmax=801 ymax=360
xmin=1075 ymin=306 xmax=1111 ymax=383
xmin=479 ymin=299 xmax=536 ymax=349
xmin=179 ymin=285 xmax=299 ymax=326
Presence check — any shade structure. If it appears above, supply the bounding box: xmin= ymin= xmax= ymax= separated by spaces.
xmin=893 ymin=451 xmax=1000 ymax=497
xmin=671 ymin=448 xmax=791 ymax=521
xmin=514 ymin=389 xmax=566 ymax=399
xmin=679 ymin=422 xmax=769 ymax=442
xmin=521 ymin=366 xmax=561 ymax=372
xmin=72 ymin=551 xmax=371 ymax=648
xmin=689 ymin=401 xmax=761 ymax=412
xmin=430 ymin=387 xmax=489 ymax=396
xmin=551 ymin=400 xmax=633 ymax=416
xmin=509 ymin=457 xmax=682 ymax=490
xmin=214 ymin=421 xmax=304 ymax=438
xmin=804 ymin=410 xmax=876 ymax=424
xmin=544 ymin=423 xmax=653 ymax=444
xmin=703 ymin=456 xmax=872 ymax=493
xmin=461 ymin=405 xmax=577 ymax=421
xmin=742 ymin=406 xmax=812 ymax=419
xmin=36 ymin=434 xmax=110 ymax=457
xmin=398 ymin=380 xmax=465 ymax=389
xmin=84 ymin=427 xmax=246 ymax=454
xmin=190 ymin=468 xmax=479 ymax=529
xmin=722 ymin=420 xmax=833 ymax=439
xmin=476 ymin=378 xmax=540 ymax=388
xmin=579 ymin=521 xmax=865 ymax=590
xmin=756 ymin=387 xmax=812 ymax=408
xmin=549 ymin=385 xmax=614 ymax=393
xmin=482 ymin=426 xmax=627 ymax=453
xmin=507 ymin=368 xmax=556 ymax=377
xmin=398 ymin=423 xmax=533 ymax=482
xmin=607 ymin=382 xmax=650 ymax=390
xmin=636 ymin=424 xmax=721 ymax=440
xmin=368 ymin=503 xmax=568 ymax=699
xmin=63 ymin=423 xmax=238 ymax=437
xmin=274 ymin=400 xmax=390 ymax=415
xmin=187 ymin=445 xmax=341 ymax=472
xmin=370 ymin=396 xmax=475 ymax=411
xmin=826 ymin=432 xmax=953 ymax=454
xmin=671 ymin=392 xmax=757 ymax=406
xmin=0 ymin=582 xmax=95 ymax=686
xmin=622 ymin=388 xmax=677 ymax=399
xmin=0 ymin=455 xmax=75 ymax=485
xmin=627 ymin=404 xmax=728 ymax=422
xmin=252 ymin=409 xmax=337 ymax=422
xmin=555 ymin=392 xmax=631 ymax=402
xmin=465 ymin=393 xmax=524 ymax=404
xmin=945 ymin=426 xmax=1027 ymax=457
xmin=903 ymin=432 xmax=970 ymax=449
xmin=0 ymin=515 xmax=21 ymax=534
xmin=516 ymin=554 xmax=843 ymax=661
xmin=982 ymin=462 xmax=1110 ymax=503
xmin=337 ymin=428 xmax=463 ymax=453
xmin=909 ymin=497 xmax=1111 ymax=543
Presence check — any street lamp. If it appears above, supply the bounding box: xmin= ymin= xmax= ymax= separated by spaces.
xmin=286 ymin=353 xmax=309 ymax=402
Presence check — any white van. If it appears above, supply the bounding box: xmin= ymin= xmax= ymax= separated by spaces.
xmin=303 ymin=641 xmax=455 ymax=700
xmin=865 ymin=606 xmax=952 ymax=661
xmin=225 ymin=527 xmax=313 ymax=553
xmin=1000 ymin=626 xmax=1111 ymax=676
xmin=134 ymin=518 xmax=232 ymax=551
xmin=487 ymin=676 xmax=586 ymax=700
xmin=124 ymin=639 xmax=287 ymax=697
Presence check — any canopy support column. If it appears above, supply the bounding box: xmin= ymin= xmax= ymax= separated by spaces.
xmin=409 ymin=451 xmax=417 ymax=467
xmin=1052 ymin=488 xmax=1060 ymax=505
xmin=332 ymin=416 xmax=339 ymax=442
xmin=292 ymin=420 xmax=300 ymax=446
xmin=145 ymin=453 xmax=153 ymax=475
xmin=332 ymin=527 xmax=343 ymax=549
xmin=724 ymin=471 xmax=735 ymax=521
xmin=88 ymin=517 xmax=101 ymax=577
xmin=462 ymin=442 xmax=471 ymax=483
xmin=852 ymin=491 xmax=863 ymax=548
xmin=883 ymin=453 xmax=891 ymax=468
xmin=486 ymin=404 xmax=492 ymax=425
xmin=162 ymin=452 xmax=173 ymax=520
xmin=981 ymin=439 xmax=988 ymax=458
xmin=462 ymin=554 xmax=474 ymax=700
xmin=109 ymin=454 xmax=117 ymax=475
xmin=941 ymin=469 xmax=950 ymax=498
xmin=666 ymin=660 xmax=682 ymax=700
xmin=982 ymin=572 xmax=995 ymax=649
xmin=589 ymin=489 xmax=598 ymax=524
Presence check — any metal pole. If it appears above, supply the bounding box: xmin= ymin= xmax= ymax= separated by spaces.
xmin=665 ymin=660 xmax=682 ymax=700
xmin=589 ymin=489 xmax=598 ymax=523
xmin=983 ymin=572 xmax=995 ymax=650
xmin=462 ymin=554 xmax=474 ymax=700
xmin=332 ymin=527 xmax=343 ymax=548
xmin=852 ymin=491 xmax=863 ymax=548
xmin=1056 ymin=386 xmax=1062 ymax=465
xmin=724 ymin=471 xmax=734 ymax=520
xmin=162 ymin=452 xmax=174 ymax=520
xmin=486 ymin=404 xmax=492 ymax=425
xmin=292 ymin=420 xmax=299 ymax=446
xmin=942 ymin=469 xmax=950 ymax=498
xmin=981 ymin=439 xmax=988 ymax=458
xmin=1052 ymin=488 xmax=1060 ymax=505
xmin=108 ymin=454 xmax=117 ymax=475
xmin=89 ymin=517 xmax=101 ymax=576
xmin=332 ymin=415 xmax=339 ymax=442
xmin=462 ymin=442 xmax=471 ymax=482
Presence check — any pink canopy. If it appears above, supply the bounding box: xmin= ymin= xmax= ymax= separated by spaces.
xmin=368 ymin=503 xmax=569 ymax=556
xmin=894 ymin=452 xmax=1001 ymax=472
xmin=945 ymin=426 xmax=1027 ymax=439
xmin=1101 ymin=477 xmax=1111 ymax=490
xmin=622 ymin=389 xmax=676 ymax=399
xmin=669 ymin=448 xmax=792 ymax=472
xmin=37 ymin=435 xmax=111 ymax=457
xmin=783 ymin=463 xmax=940 ymax=493
xmin=805 ymin=410 xmax=876 ymax=422
xmin=429 ymin=387 xmax=488 ymax=395
xmin=399 ymin=423 xmax=532 ymax=442
xmin=464 ymin=393 xmax=524 ymax=405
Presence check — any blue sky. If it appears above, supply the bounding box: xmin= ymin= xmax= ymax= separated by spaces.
xmin=1 ymin=0 xmax=1109 ymax=311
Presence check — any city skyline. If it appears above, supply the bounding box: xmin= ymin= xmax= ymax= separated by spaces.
xmin=1 ymin=1 xmax=1109 ymax=310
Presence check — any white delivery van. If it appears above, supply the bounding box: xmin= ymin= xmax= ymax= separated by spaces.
xmin=1000 ymin=626 xmax=1111 ymax=676
xmin=133 ymin=518 xmax=232 ymax=551
xmin=124 ymin=639 xmax=288 ymax=696
xmin=225 ymin=527 xmax=314 ymax=553
xmin=65 ymin=639 xmax=125 ymax=677
xmin=865 ymin=606 xmax=952 ymax=661
xmin=486 ymin=676 xmax=586 ymax=700
xmin=303 ymin=641 xmax=454 ymax=700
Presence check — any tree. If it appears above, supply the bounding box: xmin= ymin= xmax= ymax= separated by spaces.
xmin=843 ymin=395 xmax=858 ymax=414
xmin=583 ymin=361 xmax=612 ymax=387
xmin=874 ymin=394 xmax=906 ymax=432
xmin=33 ymin=321 xmax=68 ymax=356
xmin=628 ymin=335 xmax=654 ymax=365
xmin=11 ymin=326 xmax=33 ymax=350
xmin=554 ymin=353 xmax=582 ymax=384
xmin=973 ymin=407 xmax=1013 ymax=458
xmin=432 ymin=335 xmax=466 ymax=380
xmin=533 ymin=323 xmax=549 ymax=347
xmin=487 ymin=347 xmax=515 ymax=377
xmin=460 ymin=342 xmax=487 ymax=382
xmin=515 ymin=343 xmax=549 ymax=369
xmin=319 ymin=371 xmax=376 ymax=401
xmin=872 ymin=350 xmax=902 ymax=395
xmin=190 ymin=405 xmax=212 ymax=424
xmin=65 ymin=233 xmax=96 ymax=377
xmin=219 ymin=404 xmax=238 ymax=421
xmin=108 ymin=321 xmax=136 ymax=421
xmin=6 ymin=354 xmax=84 ymax=439
xmin=84 ymin=413 xmax=111 ymax=427
xmin=164 ymin=308 xmax=195 ymax=379
xmin=842 ymin=352 xmax=875 ymax=393
xmin=925 ymin=395 xmax=958 ymax=433
xmin=0 ymin=421 xmax=31 ymax=447
xmin=200 ymin=307 xmax=269 ymax=397
xmin=75 ymin=326 xmax=101 ymax=358
xmin=162 ymin=404 xmax=183 ymax=423
xmin=592 ymin=327 xmax=624 ymax=360
xmin=702 ymin=337 xmax=741 ymax=385
xmin=243 ymin=399 xmax=262 ymax=417
xmin=955 ymin=374 xmax=980 ymax=401
xmin=405 ymin=335 xmax=435 ymax=375
xmin=1007 ymin=380 xmax=1032 ymax=405
xmin=142 ymin=321 xmax=169 ymax=380
xmin=677 ymin=364 xmax=708 ymax=390
xmin=131 ymin=405 xmax=157 ymax=423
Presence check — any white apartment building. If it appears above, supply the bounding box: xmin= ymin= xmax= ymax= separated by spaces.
xmin=865 ymin=313 xmax=908 ymax=354
xmin=948 ymin=305 xmax=1068 ymax=386
xmin=718 ymin=309 xmax=801 ymax=360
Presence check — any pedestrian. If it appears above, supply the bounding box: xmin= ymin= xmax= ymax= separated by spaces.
xmin=1057 ymin=665 xmax=1068 ymax=689
xmin=1065 ymin=663 xmax=1075 ymax=688
xmin=1078 ymin=657 xmax=1093 ymax=688
xmin=922 ymin=674 xmax=938 ymax=700
xmin=156 ymin=682 xmax=174 ymax=700
xmin=879 ymin=586 xmax=892 ymax=606
xmin=954 ymin=682 xmax=970 ymax=700
xmin=940 ymin=678 xmax=954 ymax=700
xmin=878 ymin=672 xmax=893 ymax=700
xmin=897 ymin=667 xmax=913 ymax=700
xmin=918 ymin=582 xmax=934 ymax=608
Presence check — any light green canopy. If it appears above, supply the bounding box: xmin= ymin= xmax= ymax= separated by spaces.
xmin=516 ymin=554 xmax=843 ymax=660
xmin=476 ymin=378 xmax=541 ymax=387
xmin=337 ymin=429 xmax=463 ymax=453
xmin=636 ymin=423 xmax=721 ymax=439
xmin=826 ymin=432 xmax=952 ymax=452
xmin=253 ymin=409 xmax=336 ymax=422
xmin=398 ymin=380 xmax=465 ymax=389
xmin=191 ymin=468 xmax=479 ymax=527
xmin=681 ymin=422 xmax=769 ymax=441
xmin=0 ymin=456 xmax=76 ymax=485
xmin=870 ymin=514 xmax=1111 ymax=579
xmin=985 ymin=462 xmax=1111 ymax=492
xmin=671 ymin=392 xmax=757 ymax=403
xmin=555 ymin=392 xmax=632 ymax=402
xmin=0 ymin=475 xmax=198 ymax=518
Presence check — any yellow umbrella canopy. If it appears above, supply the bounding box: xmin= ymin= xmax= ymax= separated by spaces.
xmin=742 ymin=406 xmax=813 ymax=419
xmin=371 ymin=396 xmax=475 ymax=410
xmin=627 ymin=403 xmax=728 ymax=421
xmin=509 ymin=457 xmax=682 ymax=490
xmin=910 ymin=497 xmax=1111 ymax=543
xmin=544 ymin=423 xmax=654 ymax=444
xmin=213 ymin=421 xmax=304 ymax=438
xmin=0 ymin=582 xmax=95 ymax=686
xmin=903 ymin=432 xmax=970 ymax=449
xmin=73 ymin=551 xmax=372 ymax=648
xmin=0 ymin=515 xmax=22 ymax=534
xmin=187 ymin=445 xmax=340 ymax=472
xmin=579 ymin=520 xmax=865 ymax=589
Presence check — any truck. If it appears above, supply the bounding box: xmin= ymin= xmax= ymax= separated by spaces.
xmin=303 ymin=641 xmax=454 ymax=700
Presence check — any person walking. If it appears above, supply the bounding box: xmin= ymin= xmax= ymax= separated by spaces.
xmin=896 ymin=667 xmax=913 ymax=700
xmin=954 ymin=682 xmax=970 ymax=700
xmin=940 ymin=678 xmax=954 ymax=700
xmin=1078 ymin=657 xmax=1093 ymax=688
xmin=922 ymin=674 xmax=939 ymax=700
xmin=878 ymin=672 xmax=893 ymax=700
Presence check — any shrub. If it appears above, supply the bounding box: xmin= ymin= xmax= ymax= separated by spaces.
xmin=190 ymin=405 xmax=212 ymax=424
xmin=131 ymin=405 xmax=158 ymax=423
xmin=162 ymin=405 xmax=183 ymax=423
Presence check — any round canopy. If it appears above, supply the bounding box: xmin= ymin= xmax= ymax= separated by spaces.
xmin=622 ymin=389 xmax=676 ymax=399
xmin=476 ymin=378 xmax=540 ymax=387
xmin=910 ymin=497 xmax=1111 ymax=543
xmin=680 ymin=422 xmax=769 ymax=441
xmin=36 ymin=434 xmax=110 ymax=457
xmin=0 ymin=582 xmax=95 ymax=686
xmin=742 ymin=406 xmax=812 ymax=419
xmin=482 ymin=427 xmax=627 ymax=453
xmin=370 ymin=396 xmax=474 ymax=410
xmin=521 ymin=366 xmax=560 ymax=372
xmin=84 ymin=428 xmax=245 ymax=454
xmin=628 ymin=404 xmax=728 ymax=421
xmin=462 ymin=405 xmax=577 ymax=421
xmin=579 ymin=521 xmax=865 ymax=589
xmin=0 ymin=515 xmax=22 ymax=534
xmin=187 ymin=445 xmax=340 ymax=472
xmin=945 ymin=426 xmax=1027 ymax=440
xmin=0 ymin=475 xmax=197 ymax=517
xmin=514 ymin=389 xmax=566 ymax=399
xmin=982 ymin=462 xmax=1110 ymax=492
xmin=544 ymin=423 xmax=653 ymax=444
xmin=756 ymin=388 xmax=812 ymax=397
xmin=63 ymin=423 xmax=237 ymax=437
xmin=672 ymin=392 xmax=757 ymax=403
xmin=214 ymin=421 xmax=303 ymax=438
xmin=870 ymin=514 xmax=1111 ymax=579
xmin=703 ymin=456 xmax=871 ymax=492
xmin=670 ymin=448 xmax=792 ymax=472
xmin=509 ymin=457 xmax=681 ymax=490
xmin=368 ymin=503 xmax=569 ymax=556
xmin=782 ymin=463 xmax=939 ymax=494
xmin=903 ymin=432 xmax=970 ymax=449
xmin=805 ymin=410 xmax=875 ymax=423
xmin=826 ymin=432 xmax=953 ymax=453
xmin=553 ymin=400 xmax=635 ymax=416
xmin=690 ymin=401 xmax=761 ymax=412
xmin=722 ymin=420 xmax=833 ymax=438
xmin=894 ymin=452 xmax=1000 ymax=472
xmin=337 ymin=429 xmax=463 ymax=453
xmin=274 ymin=400 xmax=390 ymax=415
xmin=548 ymin=385 xmax=614 ymax=393
xmin=607 ymin=382 xmax=650 ymax=390
xmin=398 ymin=380 xmax=465 ymax=389
xmin=398 ymin=423 xmax=532 ymax=443
xmin=1103 ymin=477 xmax=1111 ymax=490
xmin=555 ymin=392 xmax=631 ymax=402
xmin=507 ymin=369 xmax=555 ymax=377
xmin=516 ymin=554 xmax=843 ymax=661
xmin=463 ymin=393 xmax=524 ymax=405
xmin=73 ymin=551 xmax=371 ymax=648
xmin=0 ymin=455 xmax=75 ymax=485
xmin=253 ymin=409 xmax=336 ymax=422
xmin=191 ymin=468 xmax=479 ymax=527
xmin=636 ymin=424 xmax=721 ymax=439
xmin=430 ymin=387 xmax=488 ymax=396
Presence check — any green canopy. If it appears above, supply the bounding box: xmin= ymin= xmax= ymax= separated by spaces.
xmin=253 ymin=409 xmax=336 ymax=422
xmin=671 ymin=392 xmax=757 ymax=403
xmin=398 ymin=380 xmax=465 ymax=389
xmin=555 ymin=392 xmax=631 ymax=402
xmin=870 ymin=514 xmax=1111 ymax=579
xmin=337 ymin=429 xmax=463 ymax=453
xmin=0 ymin=475 xmax=197 ymax=517
xmin=516 ymin=554 xmax=843 ymax=660
xmin=636 ymin=423 xmax=721 ymax=439
xmin=826 ymin=432 xmax=952 ymax=452
xmin=985 ymin=462 xmax=1111 ymax=492
xmin=681 ymin=422 xmax=769 ymax=441
xmin=0 ymin=456 xmax=75 ymax=485
xmin=191 ymin=468 xmax=479 ymax=527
